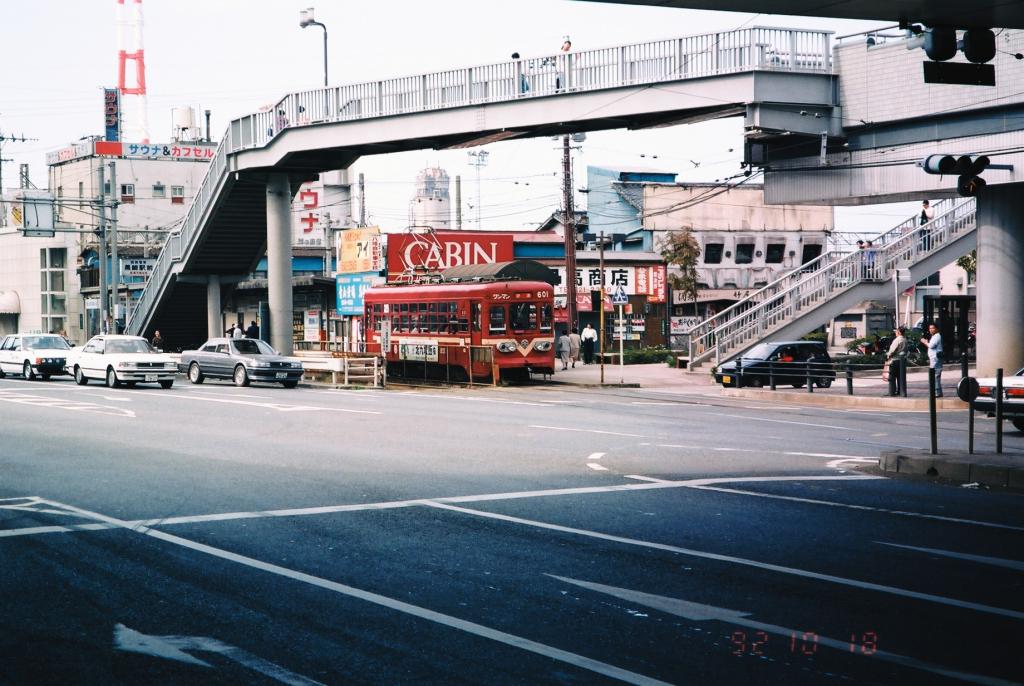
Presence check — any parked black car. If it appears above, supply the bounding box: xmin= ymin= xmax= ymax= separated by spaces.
xmin=714 ymin=341 xmax=835 ymax=388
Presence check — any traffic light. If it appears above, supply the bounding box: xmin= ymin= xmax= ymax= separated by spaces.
xmin=962 ymin=29 xmax=996 ymax=64
xmin=924 ymin=27 xmax=957 ymax=61
xmin=922 ymin=154 xmax=990 ymax=197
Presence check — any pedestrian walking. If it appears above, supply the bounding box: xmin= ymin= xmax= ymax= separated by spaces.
xmin=245 ymin=321 xmax=259 ymax=339
xmin=512 ymin=52 xmax=530 ymax=94
xmin=922 ymin=322 xmax=943 ymax=397
xmin=568 ymin=327 xmax=582 ymax=368
xmin=151 ymin=330 xmax=165 ymax=350
xmin=856 ymin=240 xmax=867 ymax=279
xmin=225 ymin=323 xmax=236 ymax=338
xmin=919 ymin=200 xmax=935 ymax=252
xmin=556 ymin=37 xmax=571 ymax=91
xmin=232 ymin=323 xmax=244 ymax=339
xmin=581 ymin=323 xmax=598 ymax=364
xmin=885 ymin=326 xmax=906 ymax=396
xmin=864 ymin=240 xmax=877 ymax=280
xmin=557 ymin=330 xmax=572 ymax=370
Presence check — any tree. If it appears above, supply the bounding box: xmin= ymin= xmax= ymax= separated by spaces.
xmin=956 ymin=249 xmax=976 ymax=276
xmin=659 ymin=228 xmax=702 ymax=316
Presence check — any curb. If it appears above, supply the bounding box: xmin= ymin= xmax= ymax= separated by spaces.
xmin=880 ymin=449 xmax=1024 ymax=488
xmin=721 ymin=388 xmax=967 ymax=410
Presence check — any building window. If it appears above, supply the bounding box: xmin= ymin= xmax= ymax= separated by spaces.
xmin=40 ymin=248 xmax=67 ymax=335
xmin=735 ymin=243 xmax=755 ymax=264
xmin=765 ymin=243 xmax=786 ymax=264
xmin=703 ymin=243 xmax=724 ymax=264
xmin=121 ymin=183 xmax=135 ymax=204
xmin=801 ymin=244 xmax=823 ymax=264
xmin=171 ymin=186 xmax=185 ymax=205
xmin=152 ymin=183 xmax=166 ymax=198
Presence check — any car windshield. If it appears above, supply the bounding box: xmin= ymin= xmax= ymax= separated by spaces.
xmin=24 ymin=335 xmax=70 ymax=350
xmin=105 ymin=339 xmax=155 ymax=354
xmin=232 ymin=339 xmax=277 ymax=356
xmin=744 ymin=343 xmax=775 ymax=360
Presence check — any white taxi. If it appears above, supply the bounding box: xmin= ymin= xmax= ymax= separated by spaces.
xmin=0 ymin=333 xmax=72 ymax=381
xmin=67 ymin=335 xmax=177 ymax=388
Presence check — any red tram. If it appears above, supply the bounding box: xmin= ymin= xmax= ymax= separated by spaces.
xmin=363 ymin=279 xmax=556 ymax=381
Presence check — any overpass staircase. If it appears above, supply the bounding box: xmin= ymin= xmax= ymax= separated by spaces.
xmin=123 ymin=26 xmax=835 ymax=348
xmin=686 ymin=197 xmax=978 ymax=369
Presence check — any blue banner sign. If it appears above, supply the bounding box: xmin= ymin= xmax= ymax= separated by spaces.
xmin=336 ymin=272 xmax=379 ymax=315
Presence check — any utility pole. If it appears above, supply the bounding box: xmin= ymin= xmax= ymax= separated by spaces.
xmin=358 ymin=172 xmax=366 ymax=227
xmin=96 ymin=163 xmax=109 ymax=334
xmin=0 ymin=129 xmax=38 ymax=198
xmin=599 ymin=231 xmax=605 ymax=385
xmin=18 ymin=164 xmax=30 ymax=189
xmin=454 ymin=175 xmax=462 ymax=229
xmin=562 ymin=134 xmax=577 ymax=334
xmin=467 ymin=150 xmax=489 ymax=228
xmin=108 ymin=162 xmax=120 ymax=332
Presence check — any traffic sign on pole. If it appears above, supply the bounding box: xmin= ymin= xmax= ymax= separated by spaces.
xmin=611 ymin=286 xmax=628 ymax=305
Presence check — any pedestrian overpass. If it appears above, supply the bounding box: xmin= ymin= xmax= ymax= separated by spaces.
xmin=686 ymin=197 xmax=977 ymax=368
xmin=125 ymin=26 xmax=837 ymax=351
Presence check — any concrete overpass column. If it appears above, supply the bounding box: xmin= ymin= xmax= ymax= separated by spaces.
xmin=206 ymin=275 xmax=221 ymax=339
xmin=976 ymin=183 xmax=1024 ymax=376
xmin=266 ymin=173 xmax=294 ymax=355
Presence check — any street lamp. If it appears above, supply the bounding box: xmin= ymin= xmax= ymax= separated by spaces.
xmin=299 ymin=7 xmax=328 ymax=87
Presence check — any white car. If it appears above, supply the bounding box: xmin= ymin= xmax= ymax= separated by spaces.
xmin=68 ymin=335 xmax=177 ymax=388
xmin=968 ymin=368 xmax=1024 ymax=431
xmin=0 ymin=333 xmax=73 ymax=381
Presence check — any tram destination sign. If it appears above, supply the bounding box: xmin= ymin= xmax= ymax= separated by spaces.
xmin=396 ymin=338 xmax=439 ymax=362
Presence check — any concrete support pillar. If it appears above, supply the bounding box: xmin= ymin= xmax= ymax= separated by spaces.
xmin=206 ymin=275 xmax=222 ymax=339
xmin=976 ymin=183 xmax=1024 ymax=376
xmin=266 ymin=173 xmax=294 ymax=355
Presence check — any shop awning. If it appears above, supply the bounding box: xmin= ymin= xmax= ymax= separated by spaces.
xmin=0 ymin=290 xmax=21 ymax=314
xmin=439 ymin=260 xmax=559 ymax=286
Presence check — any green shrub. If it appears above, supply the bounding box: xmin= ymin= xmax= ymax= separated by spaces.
xmin=801 ymin=331 xmax=828 ymax=344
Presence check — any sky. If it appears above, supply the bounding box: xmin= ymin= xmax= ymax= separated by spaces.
xmin=0 ymin=0 xmax=920 ymax=234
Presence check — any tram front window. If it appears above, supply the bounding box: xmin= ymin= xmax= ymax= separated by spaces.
xmin=489 ymin=306 xmax=506 ymax=334
xmin=509 ymin=303 xmax=538 ymax=331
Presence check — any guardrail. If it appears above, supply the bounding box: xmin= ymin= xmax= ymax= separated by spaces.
xmin=687 ymin=197 xmax=976 ymax=367
xmin=127 ymin=26 xmax=831 ymax=337
xmin=720 ymin=358 xmax=942 ymax=396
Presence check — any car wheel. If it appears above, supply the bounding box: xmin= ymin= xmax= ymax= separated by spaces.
xmin=74 ymin=366 xmax=88 ymax=385
xmin=1012 ymin=418 xmax=1024 ymax=432
xmin=159 ymin=379 xmax=174 ymax=389
xmin=233 ymin=364 xmax=250 ymax=387
xmin=748 ymin=376 xmax=764 ymax=388
xmin=23 ymin=361 xmax=35 ymax=380
xmin=0 ymin=366 xmax=5 ymax=378
xmin=188 ymin=362 xmax=205 ymax=384
xmin=791 ymin=382 xmax=805 ymax=388
xmin=105 ymin=367 xmax=120 ymax=388
xmin=815 ymin=377 xmax=833 ymax=388
xmin=282 ymin=380 xmax=298 ymax=389
xmin=125 ymin=382 xmax=137 ymax=388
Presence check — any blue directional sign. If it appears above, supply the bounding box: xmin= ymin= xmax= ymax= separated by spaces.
xmin=336 ymin=272 xmax=379 ymax=315
xmin=611 ymin=286 xmax=629 ymax=305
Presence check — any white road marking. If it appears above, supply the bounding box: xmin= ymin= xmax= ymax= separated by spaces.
xmin=114 ymin=624 xmax=325 ymax=685
xmin=624 ymin=475 xmax=670 ymax=483
xmin=629 ymin=401 xmax=678 ymax=406
xmin=587 ymin=463 xmax=609 ymax=471
xmin=825 ymin=457 xmax=879 ymax=470
xmin=789 ymin=452 xmax=876 ymax=460
xmin=2 ymin=475 xmax=877 ymax=541
xmin=0 ymin=523 xmax=113 ymax=538
xmin=587 ymin=452 xmax=605 ymax=461
xmin=689 ymin=486 xmax=1024 ymax=532
xmin=713 ymin=447 xmax=754 ymax=453
xmin=100 ymin=395 xmax=132 ymax=402
xmin=400 ymin=392 xmax=552 ymax=407
xmin=877 ymin=543 xmax=1024 ymax=571
xmin=48 ymin=500 xmax=668 ymax=686
xmin=188 ymin=391 xmax=276 ymax=400
xmin=529 ymin=425 xmax=642 ymax=437
xmin=550 ymin=576 xmax=1017 ymax=686
xmin=721 ymin=414 xmax=854 ymax=430
xmin=655 ymin=443 xmax=701 ymax=449
xmin=0 ymin=390 xmax=135 ymax=418
xmin=421 ymin=501 xmax=1024 ymax=621
xmin=152 ymin=393 xmax=380 ymax=415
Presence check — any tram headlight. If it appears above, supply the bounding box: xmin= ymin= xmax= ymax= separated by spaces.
xmin=534 ymin=341 xmax=552 ymax=352
xmin=496 ymin=341 xmax=517 ymax=353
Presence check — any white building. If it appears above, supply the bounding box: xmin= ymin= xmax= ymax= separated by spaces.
xmin=0 ymin=136 xmax=214 ymax=341
xmin=408 ymin=167 xmax=451 ymax=230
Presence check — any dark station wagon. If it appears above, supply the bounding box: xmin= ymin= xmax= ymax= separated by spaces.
xmin=715 ymin=341 xmax=835 ymax=389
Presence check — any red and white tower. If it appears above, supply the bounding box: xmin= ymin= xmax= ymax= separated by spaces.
xmin=117 ymin=0 xmax=149 ymax=142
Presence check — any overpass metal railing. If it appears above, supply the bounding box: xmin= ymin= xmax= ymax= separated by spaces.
xmin=125 ymin=130 xmax=234 ymax=335
xmin=229 ymin=26 xmax=832 ymax=153
xmin=687 ymin=197 xmax=977 ymax=367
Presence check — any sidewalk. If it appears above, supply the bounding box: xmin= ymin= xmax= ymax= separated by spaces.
xmin=538 ymin=361 xmax=713 ymax=389
xmin=881 ymin=449 xmax=1024 ymax=489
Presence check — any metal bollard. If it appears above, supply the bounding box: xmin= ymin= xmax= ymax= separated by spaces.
xmin=769 ymin=361 xmax=776 ymax=391
xmin=736 ymin=358 xmax=743 ymax=388
xmin=961 ymin=352 xmax=968 ymax=380
xmin=928 ymin=368 xmax=937 ymax=455
xmin=846 ymin=363 xmax=853 ymax=395
xmin=900 ymin=356 xmax=908 ymax=398
xmin=995 ymin=368 xmax=1004 ymax=454
xmin=806 ymin=362 xmax=813 ymax=393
